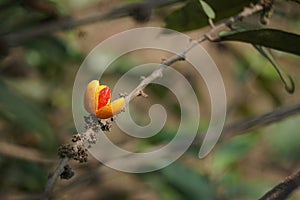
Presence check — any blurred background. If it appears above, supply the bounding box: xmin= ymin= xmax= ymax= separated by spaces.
xmin=0 ymin=0 xmax=300 ymax=199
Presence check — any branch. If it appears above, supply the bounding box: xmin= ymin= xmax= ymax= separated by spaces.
xmin=222 ymin=104 xmax=300 ymax=139
xmin=124 ymin=39 xmax=202 ymax=104
xmin=2 ymin=0 xmax=184 ymax=47
xmin=259 ymin=169 xmax=300 ymax=200
xmin=44 ymin=157 xmax=69 ymax=199
xmin=204 ymin=3 xmax=265 ymax=41
xmin=125 ymin=2 xmax=266 ymax=102
xmin=0 ymin=141 xmax=54 ymax=164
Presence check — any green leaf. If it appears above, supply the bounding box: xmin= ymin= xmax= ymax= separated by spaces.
xmin=160 ymin=162 xmax=216 ymax=200
xmin=253 ymin=45 xmax=295 ymax=93
xmin=219 ymin=29 xmax=300 ymax=56
xmin=165 ymin=0 xmax=258 ymax=32
xmin=212 ymin=134 xmax=256 ymax=172
xmin=199 ymin=0 xmax=215 ymax=19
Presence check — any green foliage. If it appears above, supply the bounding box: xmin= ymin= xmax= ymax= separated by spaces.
xmin=253 ymin=45 xmax=294 ymax=93
xmin=0 ymin=158 xmax=47 ymax=192
xmin=24 ymin=35 xmax=69 ymax=78
xmin=165 ymin=0 xmax=258 ymax=32
xmin=230 ymin=46 xmax=286 ymax=105
xmin=198 ymin=0 xmax=216 ymax=19
xmin=219 ymin=29 xmax=300 ymax=56
xmin=212 ymin=134 xmax=256 ymax=172
xmin=160 ymin=163 xmax=216 ymax=200
xmin=144 ymin=162 xmax=216 ymax=200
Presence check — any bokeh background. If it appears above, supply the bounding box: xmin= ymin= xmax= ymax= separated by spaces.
xmin=0 ymin=0 xmax=300 ymax=199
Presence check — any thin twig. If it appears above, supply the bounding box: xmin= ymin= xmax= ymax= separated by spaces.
xmin=2 ymin=0 xmax=184 ymax=47
xmin=222 ymin=104 xmax=300 ymax=138
xmin=124 ymin=39 xmax=200 ymax=104
xmin=259 ymin=169 xmax=300 ymax=200
xmin=44 ymin=157 xmax=69 ymax=199
xmin=0 ymin=141 xmax=54 ymax=164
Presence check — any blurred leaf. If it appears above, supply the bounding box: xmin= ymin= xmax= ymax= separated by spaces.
xmin=212 ymin=134 xmax=256 ymax=173
xmin=253 ymin=45 xmax=295 ymax=93
xmin=24 ymin=35 xmax=68 ymax=77
xmin=165 ymin=0 xmax=258 ymax=32
xmin=266 ymin=115 xmax=300 ymax=162
xmin=0 ymin=2 xmax=54 ymax=35
xmin=219 ymin=29 xmax=300 ymax=56
xmin=143 ymin=173 xmax=182 ymax=200
xmin=0 ymin=81 xmax=55 ymax=150
xmin=199 ymin=0 xmax=215 ymax=19
xmin=230 ymin=47 xmax=283 ymax=105
xmin=160 ymin=162 xmax=216 ymax=200
xmin=0 ymin=159 xmax=47 ymax=191
xmin=218 ymin=170 xmax=271 ymax=199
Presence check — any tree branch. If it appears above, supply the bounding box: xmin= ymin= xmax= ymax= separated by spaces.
xmin=43 ymin=0 xmax=270 ymax=196
xmin=125 ymin=2 xmax=266 ymax=102
xmin=2 ymin=0 xmax=185 ymax=47
xmin=259 ymin=169 xmax=300 ymax=200
xmin=44 ymin=157 xmax=70 ymax=199
xmin=222 ymin=104 xmax=300 ymax=139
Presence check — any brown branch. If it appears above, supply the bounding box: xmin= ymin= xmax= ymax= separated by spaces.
xmin=259 ymin=169 xmax=300 ymax=200
xmin=222 ymin=104 xmax=300 ymax=139
xmin=124 ymin=38 xmax=202 ymax=104
xmin=44 ymin=157 xmax=70 ymax=199
xmin=0 ymin=141 xmax=54 ymax=164
xmin=2 ymin=0 xmax=184 ymax=47
xmin=205 ymin=4 xmax=265 ymax=41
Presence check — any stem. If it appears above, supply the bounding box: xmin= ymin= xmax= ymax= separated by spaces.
xmin=43 ymin=157 xmax=70 ymax=199
xmin=259 ymin=169 xmax=300 ymax=200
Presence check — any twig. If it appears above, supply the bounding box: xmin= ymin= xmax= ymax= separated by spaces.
xmin=124 ymin=39 xmax=200 ymax=104
xmin=259 ymin=169 xmax=300 ymax=200
xmin=0 ymin=141 xmax=54 ymax=164
xmin=2 ymin=0 xmax=184 ymax=47
xmin=44 ymin=157 xmax=70 ymax=199
xmin=222 ymin=104 xmax=300 ymax=138
xmin=204 ymin=3 xmax=264 ymax=41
